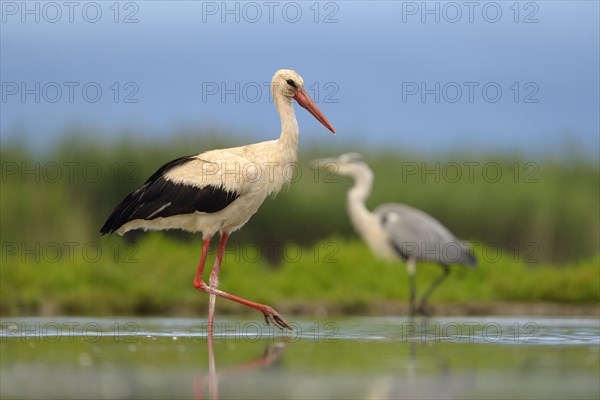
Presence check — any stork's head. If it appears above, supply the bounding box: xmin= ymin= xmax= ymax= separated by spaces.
xmin=272 ymin=69 xmax=336 ymax=134
xmin=311 ymin=153 xmax=372 ymax=178
xmin=272 ymin=69 xmax=304 ymax=99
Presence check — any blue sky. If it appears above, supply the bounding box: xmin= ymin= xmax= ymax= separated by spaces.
xmin=1 ymin=1 xmax=599 ymax=157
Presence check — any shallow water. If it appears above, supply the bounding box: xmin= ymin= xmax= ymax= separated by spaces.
xmin=1 ymin=316 xmax=599 ymax=399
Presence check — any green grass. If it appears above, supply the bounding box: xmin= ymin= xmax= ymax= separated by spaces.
xmin=1 ymin=133 xmax=598 ymax=316
xmin=1 ymin=135 xmax=599 ymax=265
xmin=1 ymin=235 xmax=598 ymax=316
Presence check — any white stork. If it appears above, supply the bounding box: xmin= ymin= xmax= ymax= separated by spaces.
xmin=101 ymin=69 xmax=335 ymax=331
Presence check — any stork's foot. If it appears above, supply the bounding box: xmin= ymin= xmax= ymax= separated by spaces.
xmin=262 ymin=306 xmax=293 ymax=331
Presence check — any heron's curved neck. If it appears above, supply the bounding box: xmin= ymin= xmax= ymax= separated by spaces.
xmin=347 ymin=167 xmax=376 ymax=234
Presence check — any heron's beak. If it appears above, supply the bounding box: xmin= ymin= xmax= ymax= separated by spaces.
xmin=293 ymin=89 xmax=336 ymax=134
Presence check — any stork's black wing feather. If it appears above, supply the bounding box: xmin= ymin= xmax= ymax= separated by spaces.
xmin=142 ymin=155 xmax=194 ymax=185
xmin=100 ymin=155 xmax=239 ymax=235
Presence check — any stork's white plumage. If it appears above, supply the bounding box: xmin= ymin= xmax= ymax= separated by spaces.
xmin=101 ymin=69 xmax=335 ymax=331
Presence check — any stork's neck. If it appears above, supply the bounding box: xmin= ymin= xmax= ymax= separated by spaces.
xmin=347 ymin=166 xmax=377 ymax=235
xmin=274 ymin=94 xmax=299 ymax=160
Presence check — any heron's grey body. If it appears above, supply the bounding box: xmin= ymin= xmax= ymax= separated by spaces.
xmin=375 ymin=203 xmax=476 ymax=266
xmin=314 ymin=153 xmax=476 ymax=315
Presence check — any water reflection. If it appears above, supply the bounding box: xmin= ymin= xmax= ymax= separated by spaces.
xmin=195 ymin=332 xmax=286 ymax=400
xmin=0 ymin=317 xmax=598 ymax=399
xmin=194 ymin=329 xmax=471 ymax=400
xmin=357 ymin=341 xmax=479 ymax=400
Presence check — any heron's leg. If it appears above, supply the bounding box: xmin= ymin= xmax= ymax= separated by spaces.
xmin=417 ymin=264 xmax=450 ymax=315
xmin=406 ymin=258 xmax=417 ymax=317
xmin=193 ymin=234 xmax=292 ymax=331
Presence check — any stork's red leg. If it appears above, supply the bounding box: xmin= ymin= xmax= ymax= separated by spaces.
xmin=207 ymin=331 xmax=218 ymax=400
xmin=207 ymin=233 xmax=228 ymax=334
xmin=194 ymin=237 xmax=214 ymax=333
xmin=194 ymin=237 xmax=212 ymax=287
xmin=193 ymin=233 xmax=292 ymax=331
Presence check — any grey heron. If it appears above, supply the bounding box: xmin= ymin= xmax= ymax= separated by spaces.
xmin=100 ymin=69 xmax=336 ymax=332
xmin=312 ymin=153 xmax=476 ymax=316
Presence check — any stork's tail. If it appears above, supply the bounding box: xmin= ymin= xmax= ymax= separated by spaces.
xmin=99 ymin=191 xmax=138 ymax=235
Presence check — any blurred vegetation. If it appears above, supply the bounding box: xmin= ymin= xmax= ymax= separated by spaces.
xmin=1 ymin=130 xmax=599 ymax=315
xmin=1 ymin=235 xmax=598 ymax=316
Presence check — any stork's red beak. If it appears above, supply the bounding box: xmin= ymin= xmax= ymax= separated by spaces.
xmin=293 ymin=89 xmax=336 ymax=134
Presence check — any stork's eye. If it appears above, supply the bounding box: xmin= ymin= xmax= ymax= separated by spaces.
xmin=286 ymin=79 xmax=297 ymax=89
